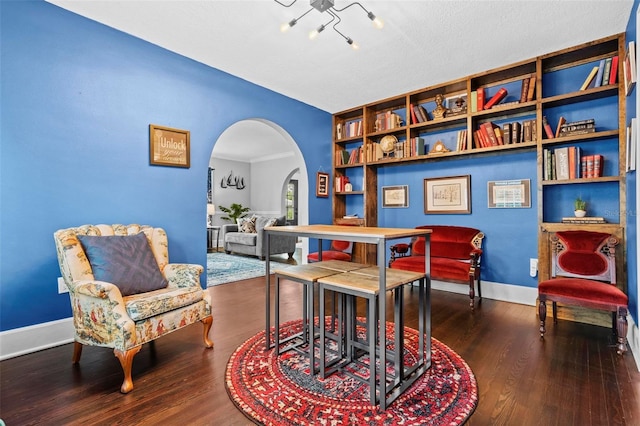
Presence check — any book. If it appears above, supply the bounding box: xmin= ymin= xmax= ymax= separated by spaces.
xmin=336 ymin=123 xmax=343 ymax=140
xmin=481 ymin=122 xmax=500 ymax=146
xmin=523 ymin=120 xmax=533 ymax=142
xmin=630 ymin=41 xmax=637 ymax=83
xmin=526 ymin=76 xmax=536 ymax=101
xmin=502 ymin=123 xmax=512 ymax=144
xmin=470 ymin=91 xmax=477 ymax=112
xmin=511 ymin=122 xmax=522 ymax=144
xmin=580 ymin=66 xmax=599 ymax=90
xmin=602 ymin=57 xmax=612 ymax=85
xmin=542 ymin=116 xmax=554 ymax=139
xmin=520 ymin=78 xmax=530 ymax=103
xmin=484 ymin=87 xmax=508 ymax=109
xmin=593 ymin=154 xmax=604 ymax=177
xmin=409 ymin=103 xmax=418 ymax=124
xmin=610 ymin=55 xmax=619 ymax=84
xmin=594 ymin=59 xmax=606 ymax=87
xmin=477 ymin=88 xmax=485 ymax=111
xmin=414 ymin=104 xmax=429 ymax=123
xmin=554 ymin=147 xmax=570 ymax=180
xmin=562 ymin=217 xmax=606 ymax=224
xmin=555 ymin=116 xmax=566 ymax=138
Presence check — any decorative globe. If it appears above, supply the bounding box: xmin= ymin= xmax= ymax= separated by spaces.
xmin=380 ymin=135 xmax=398 ymax=153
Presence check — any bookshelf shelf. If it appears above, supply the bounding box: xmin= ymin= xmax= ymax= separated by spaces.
xmin=332 ymin=33 xmax=626 ymax=269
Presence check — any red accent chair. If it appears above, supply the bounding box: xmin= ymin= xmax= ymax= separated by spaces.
xmin=307 ymin=239 xmax=353 ymax=263
xmin=538 ymin=231 xmax=628 ymax=355
xmin=389 ymin=225 xmax=484 ymax=309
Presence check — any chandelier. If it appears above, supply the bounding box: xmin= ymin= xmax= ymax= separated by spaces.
xmin=275 ymin=0 xmax=384 ymax=49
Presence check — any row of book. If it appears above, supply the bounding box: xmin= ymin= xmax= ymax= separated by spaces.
xmin=543 ymin=116 xmax=596 ymax=139
xmin=580 ymin=56 xmax=618 ymax=90
xmin=543 ymin=145 xmax=604 ymax=180
xmin=374 ymin=111 xmax=403 ymax=132
xmin=335 ymin=147 xmax=362 ymax=165
xmin=335 ymin=120 xmax=363 ymax=140
xmin=473 ymin=119 xmax=537 ymax=148
xmin=409 ymin=103 xmax=430 ymax=124
xmin=455 ymin=130 xmax=469 ymax=151
xmin=334 ymin=175 xmax=351 ymax=192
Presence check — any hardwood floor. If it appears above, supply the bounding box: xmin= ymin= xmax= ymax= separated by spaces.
xmin=1 ymin=276 xmax=639 ymax=425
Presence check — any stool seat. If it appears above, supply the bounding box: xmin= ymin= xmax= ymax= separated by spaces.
xmin=313 ymin=260 xmax=368 ymax=272
xmin=349 ymin=266 xmax=425 ymax=284
xmin=274 ymin=264 xmax=342 ymax=281
xmin=319 ymin=269 xmax=424 ymax=294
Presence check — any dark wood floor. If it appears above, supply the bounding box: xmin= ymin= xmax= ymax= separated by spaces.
xmin=2 ymin=275 xmax=639 ymax=425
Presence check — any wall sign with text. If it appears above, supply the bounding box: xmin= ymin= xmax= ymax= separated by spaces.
xmin=149 ymin=124 xmax=190 ymax=168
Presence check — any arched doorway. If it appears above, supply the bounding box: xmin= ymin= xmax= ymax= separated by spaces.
xmin=208 ymin=119 xmax=309 ymax=258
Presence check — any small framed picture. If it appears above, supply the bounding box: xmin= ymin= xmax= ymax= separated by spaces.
xmin=149 ymin=124 xmax=190 ymax=168
xmin=424 ymin=175 xmax=471 ymax=214
xmin=444 ymin=94 xmax=468 ymax=116
xmin=487 ymin=179 xmax=531 ymax=208
xmin=316 ymin=172 xmax=329 ymax=197
xmin=382 ymin=185 xmax=409 ymax=208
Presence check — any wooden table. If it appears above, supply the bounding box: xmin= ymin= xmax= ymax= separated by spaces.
xmin=265 ymin=224 xmax=431 ymax=410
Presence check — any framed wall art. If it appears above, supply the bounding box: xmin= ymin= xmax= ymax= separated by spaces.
xmin=487 ymin=179 xmax=531 ymax=208
xmin=424 ymin=175 xmax=471 ymax=214
xmin=149 ymin=124 xmax=190 ymax=168
xmin=316 ymin=172 xmax=329 ymax=197
xmin=382 ymin=185 xmax=409 ymax=208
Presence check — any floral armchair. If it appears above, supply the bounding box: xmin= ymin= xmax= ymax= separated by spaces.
xmin=53 ymin=224 xmax=213 ymax=393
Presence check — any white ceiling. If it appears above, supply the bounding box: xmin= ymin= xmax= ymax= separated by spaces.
xmin=46 ymin=0 xmax=635 ymax=161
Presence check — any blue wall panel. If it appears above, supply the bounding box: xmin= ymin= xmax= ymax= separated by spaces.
xmin=0 ymin=0 xmax=332 ymax=331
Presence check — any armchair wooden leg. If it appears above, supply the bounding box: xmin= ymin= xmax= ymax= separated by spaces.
xmin=114 ymin=346 xmax=142 ymax=394
xmin=616 ymin=307 xmax=628 ymax=355
xmin=202 ymin=315 xmax=214 ymax=348
xmin=72 ymin=341 xmax=83 ymax=364
xmin=468 ymin=278 xmax=475 ymax=310
xmin=539 ymin=299 xmax=547 ymax=338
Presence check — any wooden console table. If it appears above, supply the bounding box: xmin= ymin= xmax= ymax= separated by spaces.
xmin=265 ymin=224 xmax=431 ymax=409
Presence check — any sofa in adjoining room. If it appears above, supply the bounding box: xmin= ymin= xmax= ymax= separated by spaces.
xmin=222 ymin=215 xmax=297 ymax=260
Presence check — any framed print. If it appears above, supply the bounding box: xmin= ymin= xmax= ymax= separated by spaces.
xmin=424 ymin=175 xmax=471 ymax=214
xmin=316 ymin=172 xmax=329 ymax=197
xmin=487 ymin=179 xmax=531 ymax=208
xmin=382 ymin=185 xmax=409 ymax=208
xmin=444 ymin=94 xmax=467 ymax=116
xmin=149 ymin=124 xmax=190 ymax=168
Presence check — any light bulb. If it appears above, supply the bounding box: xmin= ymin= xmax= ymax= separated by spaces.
xmin=368 ymin=12 xmax=384 ymax=29
xmin=280 ymin=19 xmax=297 ymax=33
xmin=346 ymin=37 xmax=359 ymax=50
xmin=309 ymin=24 xmax=325 ymax=40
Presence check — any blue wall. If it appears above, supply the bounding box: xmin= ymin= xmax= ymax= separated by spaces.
xmin=0 ymin=0 xmax=332 ymax=331
xmin=626 ymin=0 xmax=639 ymax=325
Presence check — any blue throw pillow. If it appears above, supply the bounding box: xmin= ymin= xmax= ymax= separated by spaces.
xmin=77 ymin=233 xmax=168 ymax=296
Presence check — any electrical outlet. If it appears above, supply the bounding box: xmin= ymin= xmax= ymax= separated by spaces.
xmin=58 ymin=277 xmax=68 ymax=294
xmin=529 ymin=258 xmax=538 ymax=277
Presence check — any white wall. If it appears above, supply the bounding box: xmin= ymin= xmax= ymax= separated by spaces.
xmin=211 ymin=159 xmax=251 ymax=225
xmin=251 ymin=153 xmax=297 ymax=215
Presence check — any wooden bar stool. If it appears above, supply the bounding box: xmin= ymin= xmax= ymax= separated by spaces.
xmin=273 ymin=264 xmax=341 ymax=375
xmin=317 ymin=268 xmax=425 ymax=406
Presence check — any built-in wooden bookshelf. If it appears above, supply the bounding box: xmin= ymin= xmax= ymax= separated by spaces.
xmin=332 ymin=33 xmax=627 ymax=290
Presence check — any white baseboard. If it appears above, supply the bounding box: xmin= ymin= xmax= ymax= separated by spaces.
xmin=0 ymin=317 xmax=74 ymax=361
xmin=628 ymin=315 xmax=640 ymax=371
xmin=431 ymin=279 xmax=539 ymax=306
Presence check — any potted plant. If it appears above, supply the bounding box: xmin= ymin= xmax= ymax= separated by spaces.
xmin=219 ymin=203 xmax=251 ymax=223
xmin=574 ymin=196 xmax=587 ymax=217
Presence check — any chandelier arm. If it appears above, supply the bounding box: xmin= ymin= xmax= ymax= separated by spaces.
xmin=274 ymin=0 xmax=298 ymax=7
xmin=328 ymin=10 xmax=347 ymax=40
xmin=293 ymin=7 xmax=315 ymax=22
xmin=331 ymin=1 xmax=369 ymax=14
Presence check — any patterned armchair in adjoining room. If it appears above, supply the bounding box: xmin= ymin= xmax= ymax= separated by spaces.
xmin=53 ymin=224 xmax=213 ymax=393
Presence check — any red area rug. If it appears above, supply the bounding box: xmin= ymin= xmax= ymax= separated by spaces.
xmin=225 ymin=318 xmax=477 ymax=425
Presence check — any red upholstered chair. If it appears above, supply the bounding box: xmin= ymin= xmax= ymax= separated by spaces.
xmin=389 ymin=225 xmax=484 ymax=309
xmin=307 ymin=240 xmax=353 ymax=263
xmin=538 ymin=231 xmax=628 ymax=355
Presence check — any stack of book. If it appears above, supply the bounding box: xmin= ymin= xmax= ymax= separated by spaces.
xmin=543 ymin=146 xmax=604 ymax=180
xmin=558 ymin=118 xmax=595 ymax=136
xmin=580 ymin=56 xmax=619 ymax=90
xmin=336 ymin=120 xmax=363 ymax=139
xmin=374 ymin=111 xmax=403 ymax=132
xmin=561 ymin=216 xmax=606 ymax=224
xmin=409 ymin=103 xmax=430 ymax=124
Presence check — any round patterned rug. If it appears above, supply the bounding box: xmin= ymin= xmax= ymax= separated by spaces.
xmin=225 ymin=318 xmax=478 ymax=425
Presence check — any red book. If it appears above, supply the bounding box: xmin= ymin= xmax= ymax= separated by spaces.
xmin=480 ymin=122 xmax=499 ymax=146
xmin=484 ymin=88 xmax=508 ymax=109
xmin=610 ymin=56 xmax=619 ymax=85
xmin=477 ymin=88 xmax=485 ymax=111
xmin=543 ymin=116 xmax=555 ymax=139
xmin=593 ymin=154 xmax=604 ymax=177
xmin=409 ymin=103 xmax=418 ymax=124
xmin=568 ymin=146 xmax=576 ymax=179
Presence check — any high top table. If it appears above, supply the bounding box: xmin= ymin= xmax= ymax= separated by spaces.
xmin=265 ymin=224 xmax=431 ymax=410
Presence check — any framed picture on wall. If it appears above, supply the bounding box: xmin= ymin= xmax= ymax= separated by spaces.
xmin=424 ymin=175 xmax=471 ymax=214
xmin=149 ymin=124 xmax=190 ymax=168
xmin=487 ymin=179 xmax=531 ymax=208
xmin=316 ymin=172 xmax=329 ymax=197
xmin=382 ymin=185 xmax=409 ymax=208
